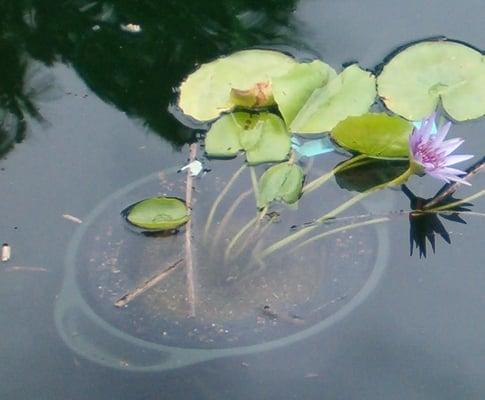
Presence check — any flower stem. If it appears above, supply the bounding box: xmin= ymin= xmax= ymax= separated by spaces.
xmin=429 ymin=189 xmax=485 ymax=212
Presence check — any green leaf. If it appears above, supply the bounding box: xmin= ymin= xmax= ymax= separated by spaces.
xmin=257 ymin=163 xmax=304 ymax=209
xmin=331 ymin=113 xmax=413 ymax=158
xmin=242 ymin=113 xmax=291 ymax=165
xmin=205 ymin=112 xmax=290 ymax=164
xmin=290 ymin=65 xmax=376 ymax=135
xmin=205 ymin=113 xmax=245 ymax=157
xmin=178 ymin=50 xmax=296 ymax=122
xmin=377 ymin=41 xmax=485 ymax=121
xmin=272 ymin=60 xmax=337 ymax=126
xmin=126 ymin=197 xmax=189 ymax=230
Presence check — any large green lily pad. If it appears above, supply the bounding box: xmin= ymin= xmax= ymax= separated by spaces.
xmin=378 ymin=41 xmax=485 ymax=121
xmin=290 ymin=65 xmax=376 ymax=135
xmin=205 ymin=112 xmax=290 ymax=164
xmin=257 ymin=162 xmax=304 ymax=209
xmin=272 ymin=60 xmax=337 ymax=126
xmin=178 ymin=50 xmax=297 ymax=122
xmin=331 ymin=113 xmax=413 ymax=159
xmin=126 ymin=197 xmax=190 ymax=230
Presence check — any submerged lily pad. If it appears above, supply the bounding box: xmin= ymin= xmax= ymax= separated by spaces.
xmin=205 ymin=112 xmax=290 ymax=164
xmin=272 ymin=60 xmax=337 ymax=126
xmin=378 ymin=41 xmax=485 ymax=121
xmin=290 ymin=65 xmax=376 ymax=135
xmin=257 ymin=162 xmax=304 ymax=209
xmin=178 ymin=50 xmax=296 ymax=122
xmin=335 ymin=158 xmax=410 ymax=192
xmin=331 ymin=113 xmax=413 ymax=159
xmin=126 ymin=197 xmax=189 ymax=230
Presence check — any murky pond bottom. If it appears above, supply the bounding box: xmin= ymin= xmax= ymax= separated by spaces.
xmin=55 ymin=164 xmax=390 ymax=370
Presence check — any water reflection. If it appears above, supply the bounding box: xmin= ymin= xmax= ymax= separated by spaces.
xmin=0 ymin=0 xmax=300 ymax=153
xmin=402 ymin=184 xmax=470 ymax=258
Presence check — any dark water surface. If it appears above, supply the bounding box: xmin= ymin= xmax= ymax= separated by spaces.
xmin=1 ymin=1 xmax=485 ymax=399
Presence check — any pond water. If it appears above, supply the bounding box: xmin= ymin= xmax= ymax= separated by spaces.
xmin=1 ymin=0 xmax=485 ymax=399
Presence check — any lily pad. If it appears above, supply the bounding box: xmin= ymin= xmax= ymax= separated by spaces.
xmin=178 ymin=50 xmax=296 ymax=122
xmin=205 ymin=112 xmax=291 ymax=164
xmin=290 ymin=65 xmax=376 ymax=135
xmin=126 ymin=197 xmax=189 ymax=230
xmin=272 ymin=60 xmax=337 ymax=126
xmin=257 ymin=162 xmax=304 ymax=209
xmin=331 ymin=113 xmax=413 ymax=159
xmin=377 ymin=41 xmax=485 ymax=121
xmin=204 ymin=113 xmax=245 ymax=157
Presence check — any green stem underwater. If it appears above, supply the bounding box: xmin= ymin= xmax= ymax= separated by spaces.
xmin=257 ymin=166 xmax=413 ymax=260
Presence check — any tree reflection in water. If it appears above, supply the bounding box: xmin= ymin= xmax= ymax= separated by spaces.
xmin=0 ymin=0 xmax=300 ymax=154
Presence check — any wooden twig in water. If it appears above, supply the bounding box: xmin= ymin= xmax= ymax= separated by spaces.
xmin=424 ymin=156 xmax=485 ymax=210
xmin=185 ymin=143 xmax=197 ymax=317
xmin=62 ymin=214 xmax=83 ymax=224
xmin=4 ymin=266 xmax=47 ymax=272
xmin=114 ymin=259 xmax=183 ymax=308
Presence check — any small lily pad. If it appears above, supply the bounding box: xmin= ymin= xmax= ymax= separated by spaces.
xmin=257 ymin=162 xmax=304 ymax=209
xmin=377 ymin=41 xmax=485 ymax=121
xmin=272 ymin=60 xmax=337 ymax=126
xmin=126 ymin=197 xmax=189 ymax=230
xmin=178 ymin=50 xmax=296 ymax=122
xmin=290 ymin=65 xmax=376 ymax=135
xmin=331 ymin=113 xmax=413 ymax=159
xmin=205 ymin=112 xmax=290 ymax=164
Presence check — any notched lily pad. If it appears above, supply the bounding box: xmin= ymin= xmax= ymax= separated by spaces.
xmin=331 ymin=113 xmax=413 ymax=159
xmin=178 ymin=49 xmax=296 ymax=122
xmin=290 ymin=64 xmax=377 ymax=135
xmin=125 ymin=197 xmax=190 ymax=231
xmin=257 ymin=162 xmax=304 ymax=209
xmin=378 ymin=41 xmax=485 ymax=121
xmin=205 ymin=112 xmax=290 ymax=164
xmin=272 ymin=60 xmax=337 ymax=126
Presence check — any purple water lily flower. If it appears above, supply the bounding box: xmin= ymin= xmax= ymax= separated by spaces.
xmin=409 ymin=114 xmax=473 ymax=185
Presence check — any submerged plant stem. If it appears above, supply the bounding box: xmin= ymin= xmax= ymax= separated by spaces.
xmin=224 ymin=216 xmax=258 ymax=263
xmin=258 ymin=167 xmax=413 ymax=260
xmin=203 ymin=164 xmax=246 ymax=241
xmin=302 ymin=154 xmax=368 ymax=194
xmin=430 ymin=189 xmax=485 ymax=212
xmin=212 ymin=189 xmax=252 ymax=249
xmin=292 ymin=217 xmax=390 ymax=252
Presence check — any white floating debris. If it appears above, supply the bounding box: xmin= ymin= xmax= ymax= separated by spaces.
xmin=180 ymin=160 xmax=203 ymax=177
xmin=1 ymin=243 xmax=11 ymax=262
xmin=120 ymin=23 xmax=142 ymax=33
xmin=63 ymin=214 xmax=83 ymax=224
xmin=92 ymin=25 xmax=101 ymax=31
